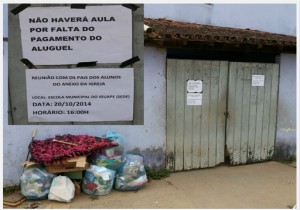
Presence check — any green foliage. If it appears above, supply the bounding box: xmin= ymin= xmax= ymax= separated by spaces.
xmin=279 ymin=155 xmax=296 ymax=164
xmin=89 ymin=195 xmax=99 ymax=201
xmin=287 ymin=155 xmax=296 ymax=163
xmin=145 ymin=167 xmax=171 ymax=180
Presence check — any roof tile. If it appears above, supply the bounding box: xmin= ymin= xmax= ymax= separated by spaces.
xmin=144 ymin=18 xmax=296 ymax=47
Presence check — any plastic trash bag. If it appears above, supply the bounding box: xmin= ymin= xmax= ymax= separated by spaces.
xmin=104 ymin=131 xmax=123 ymax=144
xmin=82 ymin=165 xmax=115 ymax=196
xmin=102 ymin=131 xmax=124 ymax=153
xmin=21 ymin=165 xmax=56 ymax=200
xmin=48 ymin=176 xmax=75 ymax=202
xmin=114 ymin=154 xmax=148 ymax=191
xmin=94 ymin=147 xmax=126 ymax=170
xmin=94 ymin=131 xmax=126 ymax=170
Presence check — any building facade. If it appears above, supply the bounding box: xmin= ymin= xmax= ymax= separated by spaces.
xmin=3 ymin=4 xmax=297 ymax=186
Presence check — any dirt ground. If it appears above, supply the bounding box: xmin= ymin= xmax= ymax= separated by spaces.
xmin=4 ymin=161 xmax=297 ymax=209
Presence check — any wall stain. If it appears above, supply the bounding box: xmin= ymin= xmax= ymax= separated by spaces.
xmin=128 ymin=147 xmax=165 ymax=169
xmin=165 ymin=152 xmax=175 ymax=171
xmin=274 ymin=142 xmax=296 ymax=160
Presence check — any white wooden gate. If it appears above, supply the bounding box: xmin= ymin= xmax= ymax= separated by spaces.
xmin=166 ymin=59 xmax=228 ymax=171
xmin=166 ymin=60 xmax=279 ymax=171
xmin=226 ymin=62 xmax=279 ymax=165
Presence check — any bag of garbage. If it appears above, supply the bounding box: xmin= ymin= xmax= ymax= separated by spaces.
xmin=48 ymin=176 xmax=75 ymax=202
xmin=105 ymin=131 xmax=123 ymax=143
xmin=114 ymin=154 xmax=148 ymax=191
xmin=82 ymin=165 xmax=115 ymax=196
xmin=103 ymin=131 xmax=124 ymax=153
xmin=94 ymin=131 xmax=126 ymax=170
xmin=94 ymin=147 xmax=126 ymax=170
xmin=21 ymin=165 xmax=56 ymax=200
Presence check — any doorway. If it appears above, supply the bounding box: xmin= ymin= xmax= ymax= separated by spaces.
xmin=166 ymin=59 xmax=279 ymax=171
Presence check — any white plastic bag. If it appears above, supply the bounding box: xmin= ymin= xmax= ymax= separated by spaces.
xmin=48 ymin=176 xmax=75 ymax=202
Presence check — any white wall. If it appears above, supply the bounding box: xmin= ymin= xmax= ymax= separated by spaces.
xmin=145 ymin=4 xmax=213 ymax=25
xmin=145 ymin=4 xmax=296 ymax=36
xmin=3 ymin=4 xmax=8 ymax=37
xmin=3 ymin=45 xmax=167 ymax=186
xmin=276 ymin=54 xmax=297 ymax=158
xmin=211 ymin=4 xmax=296 ymax=36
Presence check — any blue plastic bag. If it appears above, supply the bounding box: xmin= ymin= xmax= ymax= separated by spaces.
xmin=104 ymin=131 xmax=122 ymax=144
xmin=94 ymin=131 xmax=126 ymax=170
xmin=94 ymin=146 xmax=126 ymax=170
xmin=21 ymin=165 xmax=56 ymax=200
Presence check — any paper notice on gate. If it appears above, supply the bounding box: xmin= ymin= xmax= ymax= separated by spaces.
xmin=187 ymin=80 xmax=202 ymax=93
xmin=187 ymin=93 xmax=202 ymax=105
xmin=252 ymin=75 xmax=265 ymax=86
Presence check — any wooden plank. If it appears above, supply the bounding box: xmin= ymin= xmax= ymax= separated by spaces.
xmin=132 ymin=63 xmax=144 ymax=125
xmin=268 ymin=64 xmax=279 ymax=158
xmin=253 ymin=63 xmax=265 ymax=162
xmin=216 ymin=61 xmax=228 ymax=165
xmin=166 ymin=59 xmax=176 ymax=171
xmin=240 ymin=63 xmax=251 ymax=164
xmin=226 ymin=62 xmax=237 ymax=165
xmin=247 ymin=64 xmax=258 ymax=162
xmin=3 ymin=193 xmax=25 ymax=207
xmin=227 ymin=61 xmax=278 ymax=164
xmin=192 ymin=61 xmax=203 ymax=169
xmin=232 ymin=63 xmax=244 ymax=165
xmin=132 ymin=4 xmax=144 ymax=125
xmin=175 ymin=59 xmax=185 ymax=171
xmin=200 ymin=61 xmax=211 ymax=168
xmin=183 ymin=60 xmax=194 ymax=170
xmin=208 ymin=61 xmax=219 ymax=167
xmin=261 ymin=64 xmax=272 ymax=160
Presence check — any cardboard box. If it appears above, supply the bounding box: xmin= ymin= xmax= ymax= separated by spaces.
xmin=44 ymin=156 xmax=89 ymax=173
xmin=73 ymin=181 xmax=81 ymax=195
xmin=3 ymin=193 xmax=26 ymax=207
xmin=64 ymin=171 xmax=83 ymax=180
xmin=21 ymin=161 xmax=38 ymax=167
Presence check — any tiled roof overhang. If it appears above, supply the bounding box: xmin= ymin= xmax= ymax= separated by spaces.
xmin=144 ymin=18 xmax=296 ymax=53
